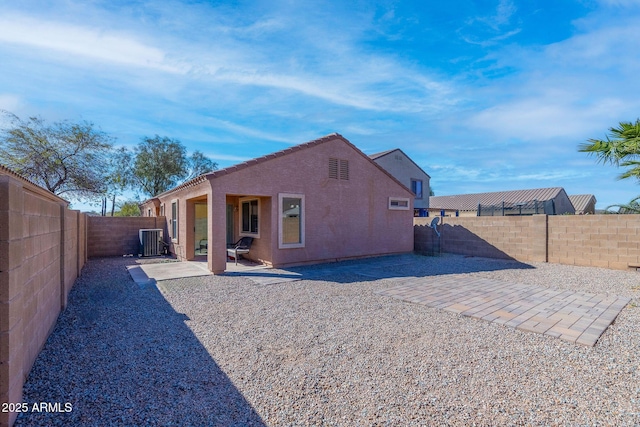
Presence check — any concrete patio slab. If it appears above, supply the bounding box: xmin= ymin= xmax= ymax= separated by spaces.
xmin=127 ymin=261 xmax=213 ymax=287
xmin=127 ymin=259 xmax=270 ymax=287
xmin=376 ymin=275 xmax=630 ymax=347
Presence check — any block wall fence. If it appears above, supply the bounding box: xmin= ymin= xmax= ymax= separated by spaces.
xmin=86 ymin=216 xmax=167 ymax=258
xmin=415 ymin=214 xmax=640 ymax=270
xmin=0 ymin=171 xmax=87 ymax=427
xmin=1 ymin=165 xmax=168 ymax=427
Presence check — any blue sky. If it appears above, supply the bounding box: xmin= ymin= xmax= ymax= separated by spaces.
xmin=2 ymin=0 xmax=640 ymax=210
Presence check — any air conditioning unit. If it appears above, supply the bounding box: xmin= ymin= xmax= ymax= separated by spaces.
xmin=139 ymin=229 xmax=163 ymax=257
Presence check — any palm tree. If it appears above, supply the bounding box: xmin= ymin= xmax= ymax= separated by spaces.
xmin=579 ymin=119 xmax=640 ymax=180
xmin=580 ymin=119 xmax=640 ymax=211
xmin=605 ymin=196 xmax=640 ymax=214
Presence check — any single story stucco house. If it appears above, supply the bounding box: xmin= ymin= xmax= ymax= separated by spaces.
xmin=140 ymin=133 xmax=415 ymax=273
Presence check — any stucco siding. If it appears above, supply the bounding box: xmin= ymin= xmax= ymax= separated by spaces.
xmin=371 ymin=150 xmax=430 ymax=209
xmin=141 ymin=135 xmax=415 ymax=271
xmin=212 ymin=137 xmax=414 ymax=267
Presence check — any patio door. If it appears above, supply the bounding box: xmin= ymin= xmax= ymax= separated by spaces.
xmin=194 ymin=203 xmax=208 ymax=255
xmin=226 ymin=204 xmax=235 ymax=246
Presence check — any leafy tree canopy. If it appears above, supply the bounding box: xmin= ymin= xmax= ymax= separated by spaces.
xmin=114 ymin=200 xmax=142 ymax=217
xmin=133 ymin=135 xmax=189 ymax=197
xmin=579 ymin=119 xmax=640 ymax=181
xmin=132 ymin=135 xmax=218 ymax=198
xmin=0 ymin=112 xmax=114 ymax=198
xmin=580 ymin=119 xmax=640 ymax=213
xmin=187 ymin=150 xmax=218 ymax=181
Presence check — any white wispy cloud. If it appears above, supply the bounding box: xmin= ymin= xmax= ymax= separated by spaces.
xmin=202 ymin=118 xmax=298 ymax=144
xmin=0 ymin=5 xmax=458 ymax=115
xmin=465 ymin=14 xmax=640 ymax=141
xmin=0 ymin=94 xmax=22 ymax=113
xmin=597 ymin=0 xmax=640 ymax=6
xmin=458 ymin=0 xmax=521 ymax=46
xmin=468 ymin=97 xmax=627 ymax=140
xmin=0 ymin=14 xmax=187 ymax=73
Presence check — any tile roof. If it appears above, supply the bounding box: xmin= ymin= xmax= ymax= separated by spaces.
xmin=150 ymin=133 xmax=413 ymax=200
xmin=569 ymin=194 xmax=597 ymax=214
xmin=429 ymin=187 xmax=566 ymax=211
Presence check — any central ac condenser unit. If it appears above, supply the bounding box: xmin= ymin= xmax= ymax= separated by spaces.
xmin=139 ymin=229 xmax=164 ymax=257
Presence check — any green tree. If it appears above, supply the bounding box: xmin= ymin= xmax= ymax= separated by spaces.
xmin=114 ymin=200 xmax=141 ymax=217
xmin=187 ymin=150 xmax=218 ymax=181
xmin=102 ymin=147 xmax=134 ymax=216
xmin=580 ymin=119 xmax=640 ymax=211
xmin=579 ymin=119 xmax=640 ymax=181
xmin=604 ymin=196 xmax=640 ymax=214
xmin=133 ymin=135 xmax=189 ymax=197
xmin=132 ymin=135 xmax=217 ymax=198
xmin=0 ymin=112 xmax=114 ymax=198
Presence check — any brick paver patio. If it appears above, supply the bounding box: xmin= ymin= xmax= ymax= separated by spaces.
xmin=140 ymin=255 xmax=631 ymax=347
xmin=376 ymin=276 xmax=630 ymax=346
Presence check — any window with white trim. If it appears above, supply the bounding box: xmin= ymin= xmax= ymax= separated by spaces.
xmin=279 ymin=193 xmax=305 ymax=248
xmin=388 ymin=197 xmax=410 ymax=210
xmin=171 ymin=200 xmax=179 ymax=240
xmin=240 ymin=198 xmax=259 ymax=236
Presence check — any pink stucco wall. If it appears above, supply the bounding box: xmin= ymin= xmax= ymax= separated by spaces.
xmin=141 ymin=135 xmax=415 ymax=272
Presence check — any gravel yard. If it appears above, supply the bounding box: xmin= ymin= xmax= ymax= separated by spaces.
xmin=15 ymin=254 xmax=640 ymax=426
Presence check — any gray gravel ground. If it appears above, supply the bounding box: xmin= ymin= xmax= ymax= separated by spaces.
xmin=15 ymin=254 xmax=640 ymax=426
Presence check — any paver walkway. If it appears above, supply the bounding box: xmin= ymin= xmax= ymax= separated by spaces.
xmin=376 ymin=276 xmax=630 ymax=346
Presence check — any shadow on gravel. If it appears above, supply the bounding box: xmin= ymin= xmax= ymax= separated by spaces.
xmin=224 ymin=253 xmax=536 ymax=286
xmin=16 ymin=257 xmax=266 ymax=427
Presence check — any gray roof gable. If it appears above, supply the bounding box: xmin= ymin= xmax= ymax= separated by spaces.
xmin=369 ymin=148 xmax=431 ymax=178
xmin=430 ymin=187 xmax=566 ymax=211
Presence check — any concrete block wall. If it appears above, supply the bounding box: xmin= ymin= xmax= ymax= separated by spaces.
xmin=415 ymin=214 xmax=640 ymax=270
xmin=0 ymin=170 xmax=87 ymax=427
xmin=415 ymin=216 xmax=547 ymax=262
xmin=86 ymin=216 xmax=167 ymax=258
xmin=548 ymin=215 xmax=640 ymax=270
xmin=414 ymin=220 xmax=439 ymax=255
xmin=63 ymin=209 xmax=86 ymax=309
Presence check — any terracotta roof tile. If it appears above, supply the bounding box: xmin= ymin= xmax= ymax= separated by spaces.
xmin=148 ymin=133 xmax=414 ymax=201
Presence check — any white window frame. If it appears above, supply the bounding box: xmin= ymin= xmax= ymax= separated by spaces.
xmin=171 ymin=200 xmax=179 ymax=241
xmin=239 ymin=197 xmax=260 ymax=238
xmin=279 ymin=193 xmax=305 ymax=249
xmin=388 ymin=197 xmax=410 ymax=210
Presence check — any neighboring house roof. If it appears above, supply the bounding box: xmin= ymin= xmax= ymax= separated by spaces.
xmin=569 ymin=194 xmax=597 ymax=214
xmin=150 ymin=133 xmax=413 ymax=200
xmin=368 ymin=148 xmax=431 ymax=178
xmin=429 ymin=187 xmax=567 ymax=211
